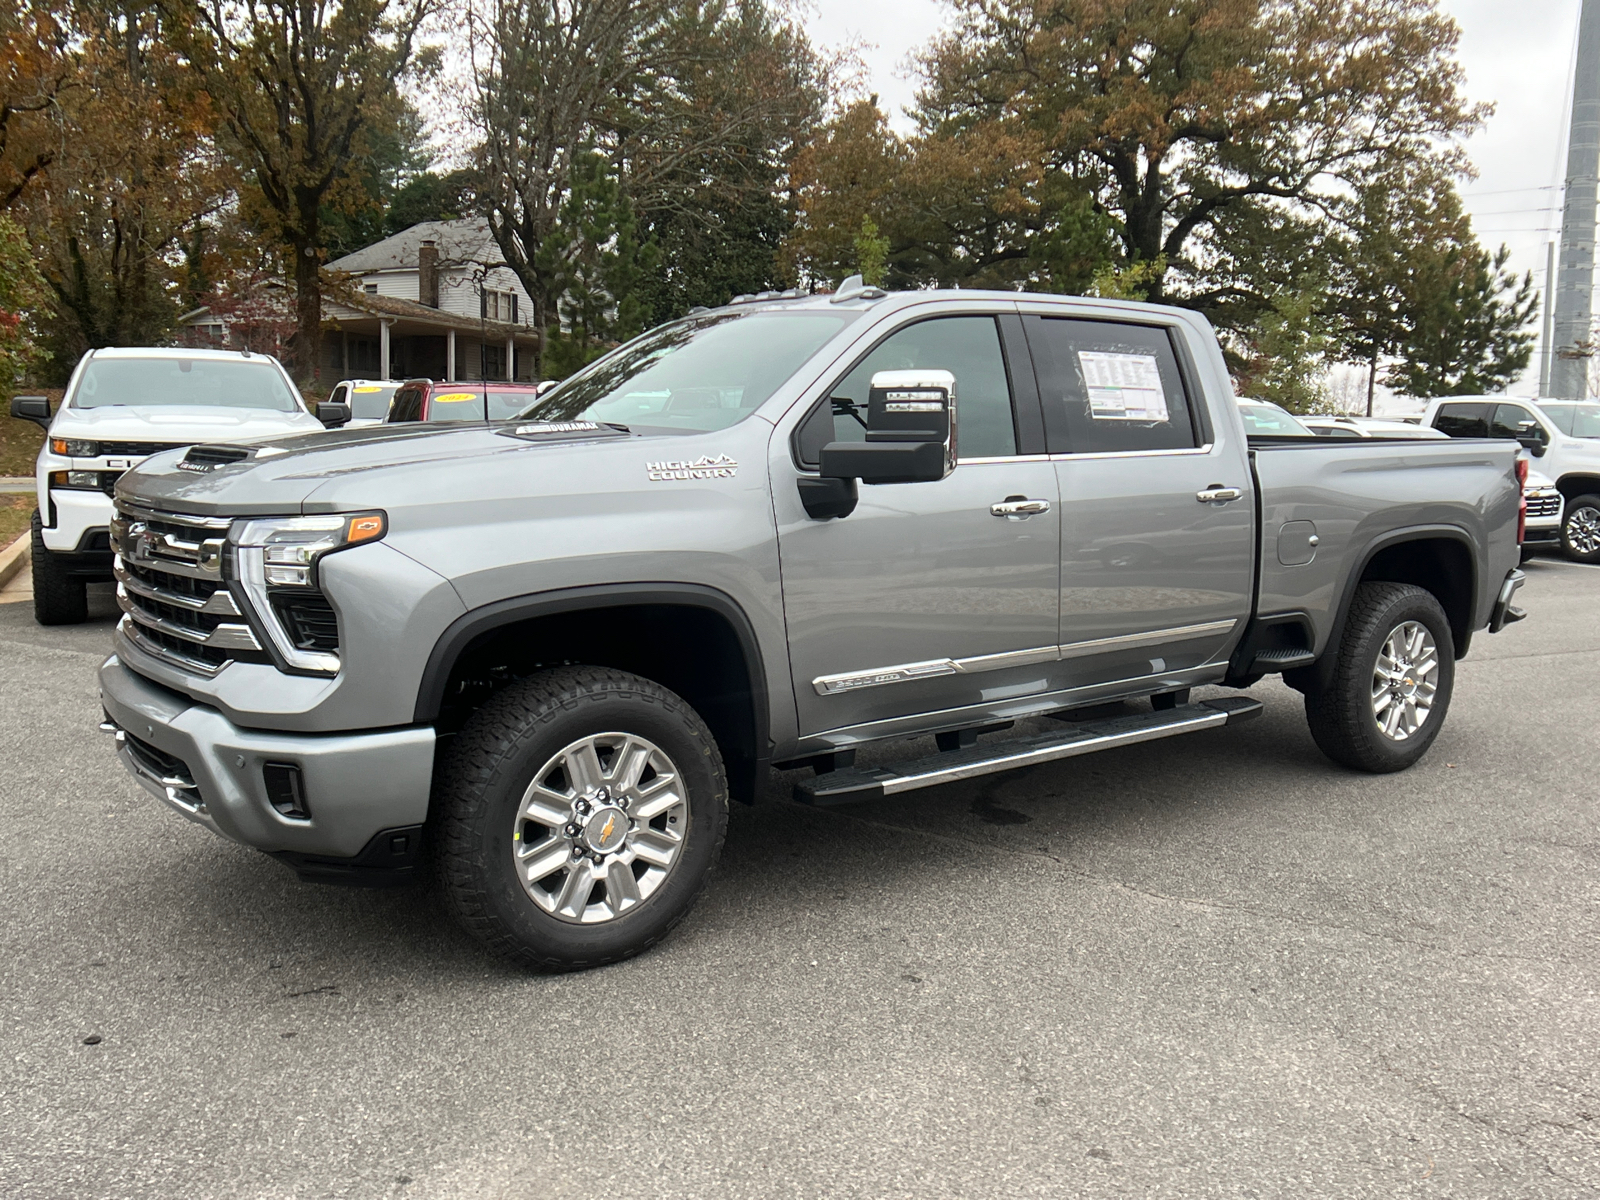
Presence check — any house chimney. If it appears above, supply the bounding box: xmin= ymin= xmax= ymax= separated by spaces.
xmin=418 ymin=239 xmax=439 ymax=308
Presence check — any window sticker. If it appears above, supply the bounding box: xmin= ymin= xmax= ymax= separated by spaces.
xmin=432 ymin=392 xmax=479 ymax=404
xmin=1077 ymin=351 xmax=1169 ymax=422
xmin=353 ymin=385 xmax=385 ymax=393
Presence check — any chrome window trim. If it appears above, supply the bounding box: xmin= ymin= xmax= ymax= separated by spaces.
xmin=955 ymin=455 xmax=1052 ymax=465
xmin=1047 ymin=444 xmax=1216 ymax=462
xmin=813 ymin=619 xmax=1239 ymax=695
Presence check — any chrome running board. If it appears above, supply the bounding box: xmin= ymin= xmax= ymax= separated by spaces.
xmin=794 ymin=696 xmax=1263 ymax=805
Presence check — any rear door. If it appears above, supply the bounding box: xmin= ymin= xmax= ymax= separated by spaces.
xmin=1021 ymin=314 xmax=1254 ymax=687
xmin=776 ymin=310 xmax=1062 ymax=738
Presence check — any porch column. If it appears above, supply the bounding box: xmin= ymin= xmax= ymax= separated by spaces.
xmin=379 ymin=320 xmax=392 ymax=381
xmin=447 ymin=328 xmax=456 ymax=381
xmin=505 ymin=334 xmax=515 ymax=381
xmin=341 ymin=331 xmax=348 ymax=376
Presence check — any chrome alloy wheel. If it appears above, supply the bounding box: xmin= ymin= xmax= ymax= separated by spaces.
xmin=1371 ymin=620 xmax=1439 ymax=742
xmin=512 ymin=732 xmax=689 ymax=924
xmin=1568 ymin=504 xmax=1600 ymax=556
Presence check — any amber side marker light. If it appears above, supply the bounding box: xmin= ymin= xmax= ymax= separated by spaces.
xmin=347 ymin=514 xmax=386 ymax=543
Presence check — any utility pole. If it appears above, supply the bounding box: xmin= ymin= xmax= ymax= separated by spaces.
xmin=1540 ymin=240 xmax=1557 ymax=394
xmin=1551 ymin=0 xmax=1600 ymax=399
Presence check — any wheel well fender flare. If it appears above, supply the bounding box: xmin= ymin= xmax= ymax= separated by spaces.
xmin=1555 ymin=473 xmax=1600 ymax=502
xmin=1289 ymin=525 xmax=1478 ymax=694
xmin=414 ymin=582 xmax=770 ymax=746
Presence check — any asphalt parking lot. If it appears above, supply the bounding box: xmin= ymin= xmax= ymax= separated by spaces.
xmin=3 ymin=560 xmax=1598 ymax=1199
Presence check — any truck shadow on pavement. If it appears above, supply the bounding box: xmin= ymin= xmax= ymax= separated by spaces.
xmin=106 ymin=687 xmax=1338 ymax=988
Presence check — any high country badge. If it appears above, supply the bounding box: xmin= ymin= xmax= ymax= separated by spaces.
xmin=647 ymin=454 xmax=738 ymax=482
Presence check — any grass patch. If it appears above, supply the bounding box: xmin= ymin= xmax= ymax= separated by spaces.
xmin=0 ymin=494 xmax=32 ymax=550
xmin=0 ymin=389 xmax=57 ymax=477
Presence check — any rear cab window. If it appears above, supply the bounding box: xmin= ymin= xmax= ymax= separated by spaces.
xmin=1432 ymin=402 xmax=1490 ymax=438
xmin=1022 ymin=318 xmax=1201 ymax=453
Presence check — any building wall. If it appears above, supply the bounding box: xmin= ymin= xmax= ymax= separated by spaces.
xmin=352 ymin=264 xmax=534 ymax=327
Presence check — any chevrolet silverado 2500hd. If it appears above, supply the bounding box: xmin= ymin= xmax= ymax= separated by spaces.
xmin=97 ymin=283 xmax=1528 ymax=969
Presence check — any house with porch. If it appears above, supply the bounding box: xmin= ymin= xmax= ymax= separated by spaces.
xmin=178 ymin=218 xmax=541 ymax=383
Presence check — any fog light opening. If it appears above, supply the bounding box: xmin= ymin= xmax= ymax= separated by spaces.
xmin=263 ymin=763 xmax=310 ymax=820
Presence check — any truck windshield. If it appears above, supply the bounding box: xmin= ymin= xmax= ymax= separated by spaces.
xmin=348 ymin=384 xmax=398 ymax=420
xmin=74 ymin=357 xmax=303 ymax=412
xmin=517 ymin=309 xmax=859 ymax=432
xmin=1539 ymin=402 xmax=1600 ymax=438
xmin=1237 ymin=400 xmax=1313 ymax=436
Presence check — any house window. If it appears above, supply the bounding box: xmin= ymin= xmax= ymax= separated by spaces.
xmin=481 ymin=343 xmax=506 ymax=379
xmin=482 ymin=289 xmax=518 ymax=324
xmin=363 ymin=283 xmax=378 ymax=294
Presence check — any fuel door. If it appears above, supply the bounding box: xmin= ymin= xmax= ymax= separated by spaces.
xmin=1278 ymin=520 xmax=1319 ymax=566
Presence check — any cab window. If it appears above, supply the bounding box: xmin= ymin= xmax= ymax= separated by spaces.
xmin=1491 ymin=404 xmax=1548 ymax=447
xmin=795 ymin=315 xmax=1017 ymax=465
xmin=1433 ymin=402 xmax=1490 ymax=438
xmin=1025 ymin=318 xmax=1200 ymax=453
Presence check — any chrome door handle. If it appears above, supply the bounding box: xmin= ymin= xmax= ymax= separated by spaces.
xmin=991 ymin=498 xmax=1052 ymax=517
xmin=1195 ymin=486 xmax=1243 ymax=504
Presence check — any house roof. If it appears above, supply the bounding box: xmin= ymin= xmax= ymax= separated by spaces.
xmin=322 ymin=290 xmax=531 ymax=337
xmin=326 ymin=217 xmax=505 ymax=274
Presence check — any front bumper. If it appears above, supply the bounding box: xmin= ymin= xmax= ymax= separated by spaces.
xmin=1489 ymin=568 xmax=1527 ymax=634
xmin=99 ymin=656 xmax=436 ymax=870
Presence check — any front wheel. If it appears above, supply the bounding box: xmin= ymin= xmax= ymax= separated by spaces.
xmin=435 ymin=666 xmax=728 ymax=970
xmin=1561 ymin=494 xmax=1600 ymax=564
xmin=1304 ymin=582 xmax=1455 ymax=773
xmin=30 ymin=510 xmax=87 ymax=626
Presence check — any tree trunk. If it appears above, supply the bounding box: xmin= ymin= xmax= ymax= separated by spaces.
xmin=1366 ymin=342 xmax=1378 ymax=417
xmin=290 ymin=239 xmax=322 ymax=387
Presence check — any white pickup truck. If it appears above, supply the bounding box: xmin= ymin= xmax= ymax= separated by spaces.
xmin=10 ymin=347 xmax=345 ymax=624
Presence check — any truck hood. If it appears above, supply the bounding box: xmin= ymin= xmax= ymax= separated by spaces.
xmin=114 ymin=420 xmax=749 ymax=518
xmin=51 ymin=404 xmax=325 ymax=443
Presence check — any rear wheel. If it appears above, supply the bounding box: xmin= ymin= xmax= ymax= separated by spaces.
xmin=435 ymin=666 xmax=727 ymax=970
xmin=1304 ymin=582 xmax=1454 ymax=773
xmin=30 ymin=510 xmax=87 ymax=626
xmin=1561 ymin=494 xmax=1600 ymax=564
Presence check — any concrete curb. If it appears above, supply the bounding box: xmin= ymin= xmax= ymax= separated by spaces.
xmin=0 ymin=529 xmax=27 ymax=590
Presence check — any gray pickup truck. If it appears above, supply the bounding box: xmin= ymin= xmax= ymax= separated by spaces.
xmin=98 ymin=281 xmax=1528 ymax=969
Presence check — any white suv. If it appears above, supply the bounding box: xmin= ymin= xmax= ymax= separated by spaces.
xmin=10 ymin=347 xmax=339 ymax=624
xmin=1423 ymin=396 xmax=1600 ymax=562
xmin=325 ymin=379 xmax=400 ymax=427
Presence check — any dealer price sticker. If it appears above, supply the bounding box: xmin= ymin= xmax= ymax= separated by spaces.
xmin=1077 ymin=351 xmax=1170 ymax=422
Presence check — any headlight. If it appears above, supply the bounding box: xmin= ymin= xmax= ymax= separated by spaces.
xmin=49 ymin=470 xmax=104 ymax=489
xmin=230 ymin=511 xmax=385 ymax=675
xmin=234 ymin=512 xmax=386 ymax=587
xmin=50 ymin=438 xmax=99 ymax=456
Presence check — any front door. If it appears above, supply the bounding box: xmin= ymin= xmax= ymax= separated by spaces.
xmin=777 ymin=312 xmax=1062 ymax=739
xmin=1021 ymin=314 xmax=1255 ymax=688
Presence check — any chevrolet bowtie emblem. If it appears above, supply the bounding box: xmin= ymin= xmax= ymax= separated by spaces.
xmin=600 ymin=814 xmax=617 ymax=844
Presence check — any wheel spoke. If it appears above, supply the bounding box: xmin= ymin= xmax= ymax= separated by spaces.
xmin=519 ymin=787 xmax=571 ymax=828
xmin=612 ymin=739 xmax=653 ymax=793
xmin=565 ymin=740 xmax=606 ymax=795
xmin=517 ymin=839 xmax=570 ymax=883
xmin=553 ymin=861 xmax=596 ymax=918
xmin=631 ymin=827 xmax=680 ymax=867
xmin=605 ymin=858 xmax=642 ymax=910
xmin=1373 ymin=689 xmax=1394 ymax=715
xmin=633 ymin=786 xmax=681 ymax=822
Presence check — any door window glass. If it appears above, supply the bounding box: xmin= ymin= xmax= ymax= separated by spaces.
xmin=1491 ymin=404 xmax=1547 ymax=446
xmin=1027 ymin=318 xmax=1199 ymax=453
xmin=1433 ymin=403 xmax=1490 ymax=437
xmin=798 ymin=316 xmax=1017 ymax=464
xmin=389 ymin=387 xmax=423 ymax=422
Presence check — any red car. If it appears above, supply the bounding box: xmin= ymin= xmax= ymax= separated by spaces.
xmin=385 ymin=379 xmax=546 ymax=424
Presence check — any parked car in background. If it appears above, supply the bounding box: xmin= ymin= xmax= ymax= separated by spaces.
xmin=384 ymin=379 xmax=550 ymax=424
xmin=8 ymin=347 xmax=348 ymax=626
xmin=326 ymin=379 xmax=400 ymax=428
xmin=1522 ymin=466 xmax=1564 ymax=559
xmin=1236 ymin=398 xmax=1314 ymax=436
xmin=1301 ymin=415 xmax=1448 ymax=440
xmin=1424 ymin=397 xmax=1600 ymax=562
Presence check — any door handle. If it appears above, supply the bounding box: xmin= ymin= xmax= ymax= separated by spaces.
xmin=991 ymin=497 xmax=1052 ymax=518
xmin=1195 ymin=486 xmax=1243 ymax=504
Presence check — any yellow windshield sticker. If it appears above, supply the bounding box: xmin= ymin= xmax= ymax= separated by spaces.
xmin=433 ymin=392 xmax=478 ymax=403
xmin=353 ymin=385 xmax=385 ymax=393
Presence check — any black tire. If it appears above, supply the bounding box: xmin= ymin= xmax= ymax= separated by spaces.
xmin=30 ymin=510 xmax=87 ymax=626
xmin=435 ymin=666 xmax=728 ymax=970
xmin=1560 ymin=493 xmax=1600 ymax=564
xmin=1304 ymin=582 xmax=1455 ymax=773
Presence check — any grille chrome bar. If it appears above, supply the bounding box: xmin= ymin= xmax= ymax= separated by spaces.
xmin=118 ymin=616 xmax=225 ymax=676
xmin=116 ymin=589 xmax=261 ymax=650
xmin=114 ymin=558 xmax=240 ymax=615
xmin=114 ymin=501 xmax=232 ymax=531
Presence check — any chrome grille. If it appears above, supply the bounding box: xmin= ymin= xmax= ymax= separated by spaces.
xmin=111 ymin=502 xmax=267 ymax=675
xmin=1526 ymin=492 xmax=1562 ymax=519
xmin=98 ymin=440 xmax=188 ymax=458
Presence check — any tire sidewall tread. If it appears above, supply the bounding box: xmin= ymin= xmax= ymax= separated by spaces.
xmin=434 ymin=665 xmax=728 ymax=971
xmin=30 ymin=509 xmax=88 ymax=626
xmin=1305 ymin=581 xmax=1455 ymax=773
xmin=1561 ymin=493 xmax=1600 ymax=564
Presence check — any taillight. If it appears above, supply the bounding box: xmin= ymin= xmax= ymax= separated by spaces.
xmin=1515 ymin=457 xmax=1529 ymax=544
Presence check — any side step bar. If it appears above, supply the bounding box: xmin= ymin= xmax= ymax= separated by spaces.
xmin=794 ymin=696 xmax=1263 ymax=805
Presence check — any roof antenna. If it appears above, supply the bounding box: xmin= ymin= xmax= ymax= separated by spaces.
xmin=831 ymin=273 xmax=887 ymax=304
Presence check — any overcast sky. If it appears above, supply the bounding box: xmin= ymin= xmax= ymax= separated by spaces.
xmin=804 ymin=0 xmax=1587 ymax=391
